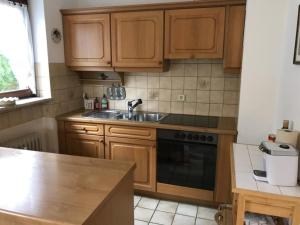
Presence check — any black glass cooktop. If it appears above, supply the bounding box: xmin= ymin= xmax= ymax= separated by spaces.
xmin=160 ymin=114 xmax=219 ymax=128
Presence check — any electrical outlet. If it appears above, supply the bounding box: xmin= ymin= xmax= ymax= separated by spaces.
xmin=177 ymin=95 xmax=186 ymax=101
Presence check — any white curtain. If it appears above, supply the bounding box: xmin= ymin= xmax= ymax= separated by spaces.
xmin=0 ymin=0 xmax=35 ymax=93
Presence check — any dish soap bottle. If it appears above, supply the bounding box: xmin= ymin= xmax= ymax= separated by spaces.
xmin=94 ymin=97 xmax=100 ymax=110
xmin=101 ymin=94 xmax=108 ymax=110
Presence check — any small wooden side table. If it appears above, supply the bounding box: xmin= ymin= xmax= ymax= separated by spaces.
xmin=231 ymin=143 xmax=300 ymax=225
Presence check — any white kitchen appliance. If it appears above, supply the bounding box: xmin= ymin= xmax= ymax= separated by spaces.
xmin=253 ymin=141 xmax=299 ymax=186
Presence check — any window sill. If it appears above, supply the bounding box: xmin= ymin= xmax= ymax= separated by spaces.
xmin=0 ymin=97 xmax=51 ymax=114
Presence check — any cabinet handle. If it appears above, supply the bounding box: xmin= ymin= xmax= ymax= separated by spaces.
xmin=100 ymin=140 xmax=104 ymax=143
xmin=107 ymin=61 xmax=111 ymax=65
xmin=158 ymin=61 xmax=163 ymax=65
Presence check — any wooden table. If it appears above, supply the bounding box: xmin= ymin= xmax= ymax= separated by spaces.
xmin=0 ymin=147 xmax=135 ymax=225
xmin=231 ymin=144 xmax=300 ymax=225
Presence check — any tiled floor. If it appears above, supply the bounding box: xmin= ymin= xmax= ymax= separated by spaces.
xmin=134 ymin=196 xmax=218 ymax=225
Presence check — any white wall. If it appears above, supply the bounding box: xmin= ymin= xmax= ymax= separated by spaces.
xmin=29 ymin=0 xmax=48 ymax=64
xmin=238 ymin=0 xmax=300 ymax=145
xmin=277 ymin=1 xmax=300 ymax=131
xmin=43 ymin=0 xmax=77 ymax=63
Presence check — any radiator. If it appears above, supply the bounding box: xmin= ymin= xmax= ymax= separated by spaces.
xmin=1 ymin=133 xmax=44 ymax=152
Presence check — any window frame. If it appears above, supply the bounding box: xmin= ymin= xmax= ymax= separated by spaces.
xmin=0 ymin=0 xmax=36 ymax=100
xmin=0 ymin=88 xmax=35 ymax=99
xmin=8 ymin=0 xmax=28 ymax=6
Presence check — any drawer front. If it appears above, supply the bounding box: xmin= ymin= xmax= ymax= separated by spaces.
xmin=65 ymin=122 xmax=103 ymax=135
xmin=105 ymin=125 xmax=156 ymax=141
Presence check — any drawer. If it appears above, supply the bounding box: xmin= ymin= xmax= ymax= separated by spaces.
xmin=65 ymin=122 xmax=103 ymax=135
xmin=105 ymin=125 xmax=156 ymax=141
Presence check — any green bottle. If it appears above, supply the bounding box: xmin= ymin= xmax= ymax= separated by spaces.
xmin=101 ymin=94 xmax=108 ymax=110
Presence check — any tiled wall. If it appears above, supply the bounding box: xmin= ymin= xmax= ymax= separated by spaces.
xmin=0 ymin=63 xmax=83 ymax=130
xmin=43 ymin=63 xmax=83 ymax=117
xmin=0 ymin=60 xmax=240 ymax=132
xmin=83 ymin=60 xmax=241 ymax=117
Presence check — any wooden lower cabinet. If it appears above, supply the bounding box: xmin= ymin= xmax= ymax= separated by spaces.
xmin=214 ymin=134 xmax=235 ymax=203
xmin=65 ymin=133 xmax=105 ymax=158
xmin=105 ymin=136 xmax=156 ymax=192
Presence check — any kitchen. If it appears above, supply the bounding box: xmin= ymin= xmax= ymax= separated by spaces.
xmin=0 ymin=0 xmax=299 ymax=225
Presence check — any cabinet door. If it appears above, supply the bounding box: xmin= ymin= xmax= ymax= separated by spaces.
xmin=111 ymin=11 xmax=164 ymax=68
xmin=223 ymin=5 xmax=246 ymax=74
xmin=165 ymin=7 xmax=225 ymax=59
xmin=63 ymin=14 xmax=111 ymax=68
xmin=66 ymin=133 xmax=104 ymax=158
xmin=214 ymin=134 xmax=235 ymax=203
xmin=105 ymin=137 xmax=156 ymax=192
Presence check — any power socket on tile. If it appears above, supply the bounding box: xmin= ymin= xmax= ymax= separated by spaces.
xmin=177 ymin=95 xmax=186 ymax=102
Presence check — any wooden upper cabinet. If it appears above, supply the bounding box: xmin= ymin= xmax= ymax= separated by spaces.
xmin=63 ymin=14 xmax=111 ymax=69
xmin=111 ymin=11 xmax=164 ymax=69
xmin=165 ymin=7 xmax=226 ymax=59
xmin=223 ymin=5 xmax=246 ymax=74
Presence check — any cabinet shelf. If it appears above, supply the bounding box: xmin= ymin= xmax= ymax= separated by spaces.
xmin=79 ymin=72 xmax=124 ymax=85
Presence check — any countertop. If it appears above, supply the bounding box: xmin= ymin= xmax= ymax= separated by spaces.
xmin=232 ymin=143 xmax=300 ymax=197
xmin=0 ymin=147 xmax=135 ymax=225
xmin=56 ymin=110 xmax=238 ymax=135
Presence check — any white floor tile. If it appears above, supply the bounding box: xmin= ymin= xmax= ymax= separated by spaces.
xmin=151 ymin=211 xmax=174 ymax=225
xmin=138 ymin=197 xmax=159 ymax=210
xmin=196 ymin=218 xmax=217 ymax=225
xmin=134 ymin=196 xmax=142 ymax=207
xmin=172 ymin=214 xmax=196 ymax=225
xmin=197 ymin=207 xmax=217 ymax=220
xmin=177 ymin=203 xmax=198 ymax=217
xmin=157 ymin=200 xmax=178 ymax=213
xmin=135 ymin=207 xmax=155 ymax=222
xmin=135 ymin=219 xmax=148 ymax=225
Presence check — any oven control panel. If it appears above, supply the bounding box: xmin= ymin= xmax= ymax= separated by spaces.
xmin=157 ymin=129 xmax=218 ymax=145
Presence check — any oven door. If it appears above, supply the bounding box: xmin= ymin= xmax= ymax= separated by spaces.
xmin=157 ymin=139 xmax=217 ymax=191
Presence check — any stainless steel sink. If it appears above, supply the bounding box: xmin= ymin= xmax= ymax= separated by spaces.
xmin=116 ymin=112 xmax=167 ymax=122
xmin=82 ymin=110 xmax=121 ymax=119
xmin=83 ymin=110 xmax=167 ymax=122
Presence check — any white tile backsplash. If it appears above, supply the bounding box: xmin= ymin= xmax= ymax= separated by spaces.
xmin=82 ymin=61 xmax=240 ymax=117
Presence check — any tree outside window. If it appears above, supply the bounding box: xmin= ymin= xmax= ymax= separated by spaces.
xmin=0 ymin=54 xmax=19 ymax=92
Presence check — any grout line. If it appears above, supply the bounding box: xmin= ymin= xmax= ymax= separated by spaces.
xmin=135 ymin=195 xmax=219 ymax=225
xmin=195 ymin=206 xmax=199 ymax=225
xmin=170 ymin=201 xmax=180 ymax=225
xmin=148 ymin=198 xmax=160 ymax=224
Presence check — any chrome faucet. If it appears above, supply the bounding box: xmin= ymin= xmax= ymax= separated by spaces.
xmin=128 ymin=99 xmax=142 ymax=119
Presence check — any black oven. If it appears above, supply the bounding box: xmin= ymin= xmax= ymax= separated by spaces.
xmin=157 ymin=129 xmax=218 ymax=191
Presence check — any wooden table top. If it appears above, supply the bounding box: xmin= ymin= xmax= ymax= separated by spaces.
xmin=232 ymin=143 xmax=300 ymax=199
xmin=0 ymin=147 xmax=135 ymax=225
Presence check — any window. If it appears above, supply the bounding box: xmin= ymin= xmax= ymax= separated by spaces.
xmin=0 ymin=0 xmax=35 ymax=98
